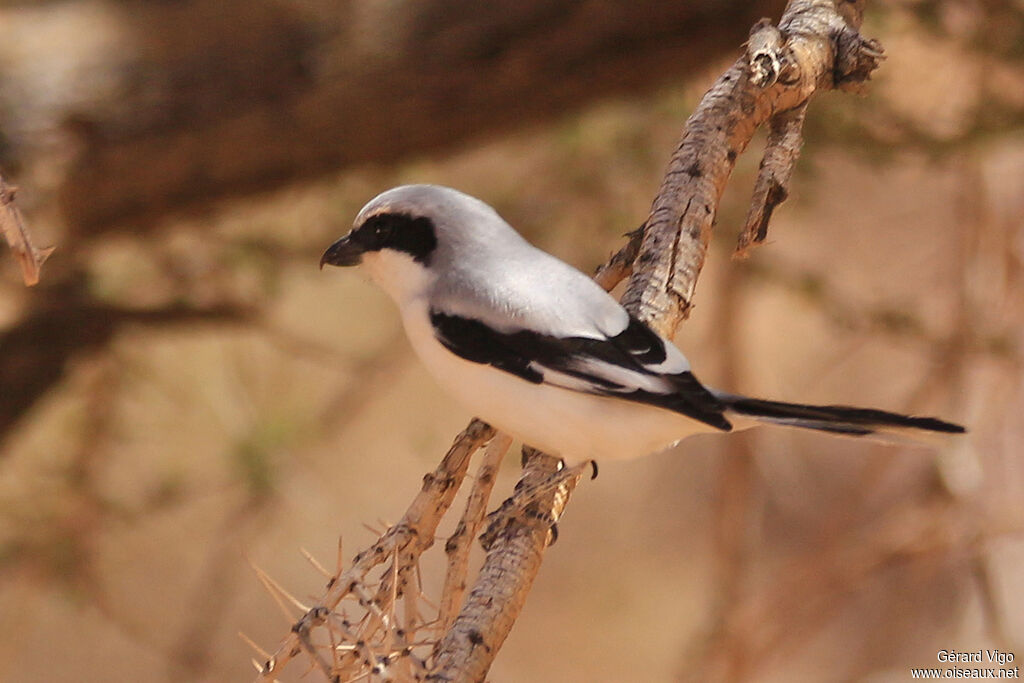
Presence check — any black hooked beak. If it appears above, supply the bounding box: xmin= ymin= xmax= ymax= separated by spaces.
xmin=320 ymin=234 xmax=363 ymax=269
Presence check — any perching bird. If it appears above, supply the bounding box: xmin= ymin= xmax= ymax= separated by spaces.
xmin=321 ymin=184 xmax=964 ymax=464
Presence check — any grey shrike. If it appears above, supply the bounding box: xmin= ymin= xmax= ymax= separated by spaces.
xmin=321 ymin=184 xmax=964 ymax=464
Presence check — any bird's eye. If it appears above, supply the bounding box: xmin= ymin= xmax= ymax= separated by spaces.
xmin=372 ymin=220 xmax=393 ymax=243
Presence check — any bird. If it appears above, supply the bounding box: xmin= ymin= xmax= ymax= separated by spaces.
xmin=320 ymin=184 xmax=964 ymax=465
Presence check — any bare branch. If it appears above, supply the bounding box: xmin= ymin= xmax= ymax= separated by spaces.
xmin=622 ymin=0 xmax=882 ymax=336
xmin=438 ymin=434 xmax=513 ymax=632
xmin=736 ymin=101 xmax=808 ymax=255
xmin=429 ymin=449 xmax=580 ymax=682
xmin=593 ymin=224 xmax=645 ymax=290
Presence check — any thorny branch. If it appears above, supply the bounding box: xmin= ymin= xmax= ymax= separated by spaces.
xmin=253 ymin=419 xmax=493 ymax=680
xmin=438 ymin=434 xmax=513 ymax=633
xmin=254 ymin=1 xmax=885 ymax=680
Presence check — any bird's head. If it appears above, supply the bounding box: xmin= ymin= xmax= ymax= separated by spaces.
xmin=321 ymin=184 xmax=516 ymax=303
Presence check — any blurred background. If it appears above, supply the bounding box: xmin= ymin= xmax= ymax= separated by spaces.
xmin=0 ymin=1 xmax=1022 ymax=681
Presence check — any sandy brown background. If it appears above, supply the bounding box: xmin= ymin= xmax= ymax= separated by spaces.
xmin=0 ymin=2 xmax=1021 ymax=681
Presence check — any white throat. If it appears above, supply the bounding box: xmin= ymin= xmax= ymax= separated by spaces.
xmin=360 ymin=250 xmax=434 ymax=306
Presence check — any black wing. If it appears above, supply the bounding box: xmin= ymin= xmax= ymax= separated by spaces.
xmin=429 ymin=310 xmax=732 ymax=431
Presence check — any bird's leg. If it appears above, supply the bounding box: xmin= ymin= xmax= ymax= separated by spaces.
xmin=480 ymin=458 xmax=594 ymax=549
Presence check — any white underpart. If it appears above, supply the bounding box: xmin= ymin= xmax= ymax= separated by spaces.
xmin=399 ymin=297 xmax=720 ymax=463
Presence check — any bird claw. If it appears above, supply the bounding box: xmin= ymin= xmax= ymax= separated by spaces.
xmin=480 ymin=460 xmax=593 ymax=549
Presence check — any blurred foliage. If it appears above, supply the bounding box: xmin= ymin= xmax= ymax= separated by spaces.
xmin=231 ymin=419 xmax=299 ymax=498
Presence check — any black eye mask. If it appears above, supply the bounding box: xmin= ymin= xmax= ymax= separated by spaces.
xmin=352 ymin=213 xmax=439 ymax=265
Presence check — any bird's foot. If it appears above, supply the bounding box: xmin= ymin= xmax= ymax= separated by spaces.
xmin=480 ymin=460 xmax=594 ymax=550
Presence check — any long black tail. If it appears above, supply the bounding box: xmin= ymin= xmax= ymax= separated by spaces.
xmin=717 ymin=394 xmax=965 ymax=437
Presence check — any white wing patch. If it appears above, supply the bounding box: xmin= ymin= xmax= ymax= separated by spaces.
xmin=428 ymin=308 xmax=732 ymax=431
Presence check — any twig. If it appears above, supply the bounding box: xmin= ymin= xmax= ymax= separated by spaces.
xmin=736 ymin=101 xmax=808 ymax=255
xmin=254 ymin=419 xmax=494 ymax=681
xmin=0 ymin=173 xmax=53 ymax=286
xmin=428 ymin=449 xmax=579 ymax=682
xmin=593 ymin=225 xmax=645 ymax=290
xmin=438 ymin=433 xmax=513 ymax=632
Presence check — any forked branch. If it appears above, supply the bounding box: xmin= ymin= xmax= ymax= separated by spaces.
xmin=623 ymin=0 xmax=883 ymax=336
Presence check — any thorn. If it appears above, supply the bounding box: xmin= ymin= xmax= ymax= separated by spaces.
xmin=337 ymin=535 xmax=345 ymax=574
xmin=251 ymin=658 xmax=264 ymax=673
xmin=589 ymin=459 xmax=599 ymax=480
xmin=239 ymin=631 xmax=272 ymax=660
xmin=325 ymin=614 xmax=342 ymax=670
xmin=248 ymin=559 xmax=306 ymax=624
xmin=257 ymin=564 xmax=311 ymax=612
xmin=301 ymin=547 xmax=332 ymax=579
